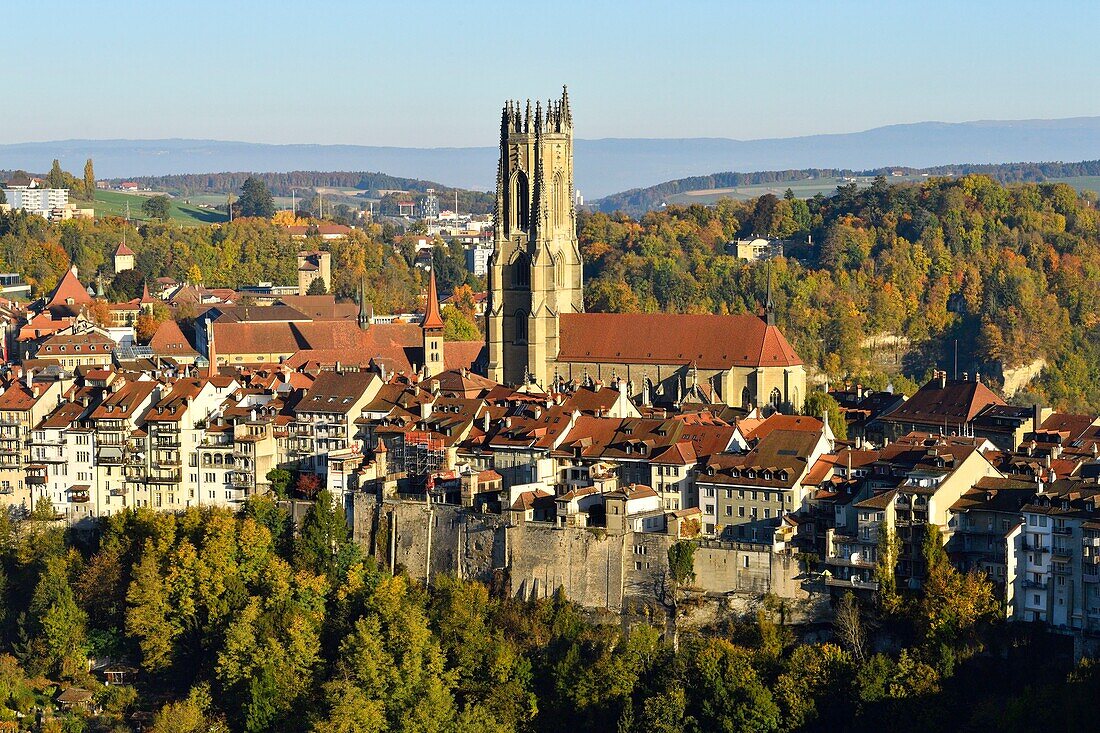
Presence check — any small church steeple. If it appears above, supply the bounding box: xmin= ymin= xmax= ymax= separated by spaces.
xmin=421 ymin=266 xmax=445 ymax=378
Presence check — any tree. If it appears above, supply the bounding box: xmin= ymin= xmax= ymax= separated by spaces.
xmin=83 ymin=300 xmax=113 ymax=329
xmin=238 ymin=177 xmax=275 ymax=219
xmin=266 ymin=468 xmax=292 ymax=499
xmin=26 ymin=556 xmax=88 ymax=678
xmin=833 ymin=592 xmax=867 ymax=661
xmin=919 ymin=524 xmax=998 ymax=645
xmin=82 ymin=159 xmax=95 ymax=200
xmin=30 ymin=495 xmax=56 ymax=520
xmin=307 ymin=277 xmax=328 ymax=295
xmin=109 ymin=268 xmax=145 ymax=300
xmin=296 ymin=473 xmax=321 ymax=500
xmin=44 ymin=159 xmax=66 ymax=189
xmin=802 ymin=390 xmax=847 ymax=440
xmin=142 ymin=195 xmax=172 ymax=221
xmin=664 ymin=541 xmax=696 ymax=652
xmin=875 ymin=522 xmax=902 ymax=614
xmin=295 ymin=490 xmax=352 ymax=579
xmin=442 ymin=305 xmax=479 ymax=341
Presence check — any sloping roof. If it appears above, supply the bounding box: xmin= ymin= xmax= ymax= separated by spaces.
xmin=443 ymin=341 xmax=484 ymax=372
xmin=149 ymin=319 xmax=199 ymax=356
xmin=421 ymin=268 xmax=445 ymax=331
xmin=212 ymin=320 xmax=424 ymax=373
xmin=879 ymin=377 xmax=1005 ymax=426
xmin=46 ymin=268 xmax=93 ymax=308
xmin=297 ymin=371 xmax=377 ymax=414
xmin=557 ymin=312 xmax=802 ymax=368
xmin=115 ymin=241 xmax=135 ymax=256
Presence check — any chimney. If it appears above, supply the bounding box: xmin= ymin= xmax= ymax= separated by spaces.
xmin=24 ymin=368 xmax=32 ymax=390
xmin=975 ymin=371 xmax=981 ymax=384
xmin=1033 ymin=403 xmax=1042 ymax=434
xmin=481 ymin=412 xmax=490 ymax=432
xmin=939 ymin=371 xmax=946 ymax=389
xmin=962 ymin=372 xmax=968 ymax=381
xmin=856 ymin=383 xmax=863 ymax=400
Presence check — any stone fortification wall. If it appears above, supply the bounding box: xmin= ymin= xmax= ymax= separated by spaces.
xmin=351 ymin=495 xmax=815 ymax=614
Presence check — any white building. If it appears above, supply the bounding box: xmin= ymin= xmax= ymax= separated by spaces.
xmin=3 ymin=187 xmax=69 ymax=218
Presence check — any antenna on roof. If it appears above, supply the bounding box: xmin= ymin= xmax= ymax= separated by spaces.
xmin=953 ymin=339 xmax=958 ymax=381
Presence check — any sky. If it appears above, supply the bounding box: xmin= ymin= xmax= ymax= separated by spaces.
xmin=4 ymin=0 xmax=1099 ymax=147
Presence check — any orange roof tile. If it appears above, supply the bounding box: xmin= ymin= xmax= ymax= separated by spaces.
xmin=557 ymin=312 xmax=801 ymax=368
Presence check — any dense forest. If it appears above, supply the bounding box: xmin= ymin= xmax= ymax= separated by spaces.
xmin=593 ymin=159 xmax=1100 ymax=214
xmin=2 ymin=172 xmax=1098 ymax=411
xmin=0 ymin=493 xmax=1095 ymax=733
xmin=579 ymin=175 xmax=1100 ymax=412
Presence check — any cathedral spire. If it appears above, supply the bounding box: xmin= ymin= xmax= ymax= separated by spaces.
xmin=764 ymin=257 xmax=776 ymax=326
xmin=561 ymin=85 xmax=572 ymax=127
xmin=524 ymin=99 xmax=532 ymax=133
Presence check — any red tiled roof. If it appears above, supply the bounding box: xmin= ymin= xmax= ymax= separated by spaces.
xmin=443 ymin=341 xmax=483 ymax=372
xmin=149 ymin=320 xmax=198 ymax=355
xmin=115 ymin=241 xmax=134 ymax=256
xmin=880 ymin=377 xmax=1005 ymax=426
xmin=557 ymin=312 xmax=802 ymax=368
xmin=421 ymin=269 xmax=445 ymax=331
xmin=46 ymin=269 xmax=93 ymax=309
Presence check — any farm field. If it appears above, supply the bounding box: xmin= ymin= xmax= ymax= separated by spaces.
xmin=93 ymin=190 xmax=228 ymax=225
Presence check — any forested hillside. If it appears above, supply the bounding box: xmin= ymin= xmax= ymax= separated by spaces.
xmin=0 ymin=496 xmax=1094 ymax=733
xmin=580 ymin=175 xmax=1100 ymax=412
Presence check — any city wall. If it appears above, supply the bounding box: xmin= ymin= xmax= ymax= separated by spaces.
xmin=351 ymin=495 xmax=818 ymax=616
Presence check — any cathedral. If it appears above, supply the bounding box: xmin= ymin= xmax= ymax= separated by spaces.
xmin=486 ymin=88 xmax=806 ymax=412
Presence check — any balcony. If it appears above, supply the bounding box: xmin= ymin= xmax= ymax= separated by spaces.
xmin=110 ymin=488 xmax=125 ymax=496
xmin=1053 ymin=526 xmax=1073 ymax=536
xmin=146 ymin=470 xmax=182 ymax=484
xmin=25 ymin=475 xmax=46 ymax=485
xmin=1052 ymin=547 xmax=1074 ymax=561
xmin=152 ymin=458 xmax=182 ymax=469
xmin=1025 ymin=579 xmax=1049 ymax=590
xmin=825 ymin=576 xmax=879 ymax=591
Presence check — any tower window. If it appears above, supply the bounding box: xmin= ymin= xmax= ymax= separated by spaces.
xmin=512 ymin=254 xmax=530 ymax=288
xmin=514 ymin=311 xmax=527 ymax=343
xmin=769 ymin=387 xmax=782 ymax=408
xmin=511 ymin=171 xmax=529 ymax=232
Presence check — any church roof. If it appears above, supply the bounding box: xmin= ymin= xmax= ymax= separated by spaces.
xmin=115 ymin=241 xmax=134 ymax=256
xmin=421 ymin=268 xmax=445 ymax=331
xmin=46 ymin=268 xmax=93 ymax=309
xmin=557 ymin=312 xmax=802 ymax=369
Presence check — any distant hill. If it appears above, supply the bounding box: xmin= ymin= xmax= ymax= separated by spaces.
xmin=3 ymin=117 xmax=1100 ymax=197
xmin=594 ymin=160 xmax=1100 ymax=215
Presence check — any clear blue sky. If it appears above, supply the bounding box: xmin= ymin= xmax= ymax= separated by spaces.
xmin=4 ymin=0 xmax=1098 ymax=147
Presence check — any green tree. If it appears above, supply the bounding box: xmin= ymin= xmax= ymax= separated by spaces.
xmin=26 ymin=556 xmax=88 ymax=678
xmin=296 ymin=490 xmax=352 ymax=580
xmin=442 ymin=305 xmax=479 ymax=341
xmin=238 ymin=177 xmax=275 ymax=219
xmin=664 ymin=541 xmax=696 ymax=652
xmin=44 ymin=159 xmax=66 ymax=189
xmin=307 ymin=277 xmax=328 ymax=295
xmin=875 ymin=522 xmax=902 ymax=614
xmin=142 ymin=195 xmax=172 ymax=221
xmin=82 ymin=159 xmax=95 ymax=200
xmin=802 ymin=390 xmax=847 ymax=440
xmin=265 ymin=468 xmax=292 ymax=499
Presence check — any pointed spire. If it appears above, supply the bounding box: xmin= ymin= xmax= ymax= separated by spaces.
xmin=534 ymin=100 xmax=543 ymax=133
xmin=524 ymin=100 xmax=532 ymax=133
xmin=561 ymin=85 xmax=572 ymax=127
xmin=421 ymin=265 xmax=444 ymax=331
xmin=764 ymin=257 xmax=776 ymax=326
xmin=358 ymin=277 xmax=370 ymax=329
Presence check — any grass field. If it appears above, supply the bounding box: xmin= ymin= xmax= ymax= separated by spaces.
xmin=93 ymin=190 xmax=228 ymax=225
xmin=665 ymin=174 xmax=1100 ymax=206
xmin=1046 ymin=176 xmax=1100 ymax=196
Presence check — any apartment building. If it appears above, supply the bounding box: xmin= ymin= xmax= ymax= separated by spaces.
xmin=290 ymin=371 xmax=381 ymax=478
xmin=0 ymin=375 xmax=64 ymax=509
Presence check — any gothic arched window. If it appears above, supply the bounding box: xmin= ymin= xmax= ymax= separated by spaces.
xmin=553 ymin=171 xmax=568 ymax=229
xmin=514 ymin=310 xmax=528 ymax=343
xmin=741 ymin=387 xmax=752 ymax=409
xmin=769 ymin=387 xmax=782 ymax=408
xmin=510 ymin=171 xmax=529 ymax=232
xmin=512 ymin=252 xmax=530 ymax=288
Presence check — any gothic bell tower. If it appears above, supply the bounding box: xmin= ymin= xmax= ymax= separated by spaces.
xmin=486 ymin=86 xmax=584 ymax=387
